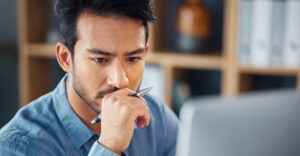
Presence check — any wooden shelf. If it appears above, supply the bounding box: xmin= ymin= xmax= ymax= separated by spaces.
xmin=25 ymin=43 xmax=223 ymax=70
xmin=147 ymin=52 xmax=223 ymax=70
xmin=19 ymin=0 xmax=300 ymax=107
xmin=239 ymin=66 xmax=300 ymax=76
xmin=26 ymin=43 xmax=56 ymax=58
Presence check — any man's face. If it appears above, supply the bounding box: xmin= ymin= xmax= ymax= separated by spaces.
xmin=71 ymin=12 xmax=147 ymax=113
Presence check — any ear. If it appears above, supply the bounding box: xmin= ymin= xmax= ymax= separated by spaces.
xmin=145 ymin=43 xmax=149 ymax=56
xmin=56 ymin=42 xmax=73 ymax=73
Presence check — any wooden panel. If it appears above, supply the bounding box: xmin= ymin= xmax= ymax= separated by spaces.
xmin=161 ymin=63 xmax=173 ymax=108
xmin=27 ymin=0 xmax=48 ymax=42
xmin=27 ymin=43 xmax=56 ymax=58
xmin=221 ymin=0 xmax=240 ymax=96
xmin=19 ymin=55 xmax=52 ymax=107
xmin=18 ymin=0 xmax=29 ymax=107
xmin=26 ymin=43 xmax=224 ymax=70
xmin=18 ymin=0 xmax=28 ymax=45
xmin=173 ymin=68 xmax=187 ymax=80
xmin=239 ymin=66 xmax=300 ymax=76
xmin=148 ymin=23 xmax=155 ymax=52
xmin=147 ymin=52 xmax=223 ymax=70
xmin=239 ymin=74 xmax=252 ymax=93
xmin=19 ymin=51 xmax=29 ymax=107
xmin=27 ymin=57 xmax=52 ymax=103
xmin=152 ymin=0 xmax=167 ymax=51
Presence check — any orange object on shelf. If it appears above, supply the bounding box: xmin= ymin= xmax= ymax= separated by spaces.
xmin=176 ymin=0 xmax=212 ymax=53
xmin=177 ymin=0 xmax=212 ymax=38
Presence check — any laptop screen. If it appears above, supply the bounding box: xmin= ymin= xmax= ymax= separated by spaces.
xmin=176 ymin=89 xmax=300 ymax=156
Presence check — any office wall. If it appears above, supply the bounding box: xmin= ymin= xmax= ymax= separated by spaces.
xmin=0 ymin=0 xmax=19 ymax=127
xmin=0 ymin=0 xmax=18 ymax=46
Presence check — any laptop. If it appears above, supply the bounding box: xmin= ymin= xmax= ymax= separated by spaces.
xmin=176 ymin=89 xmax=300 ymax=156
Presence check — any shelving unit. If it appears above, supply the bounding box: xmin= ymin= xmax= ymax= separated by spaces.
xmin=239 ymin=66 xmax=300 ymax=76
xmin=18 ymin=0 xmax=300 ymax=108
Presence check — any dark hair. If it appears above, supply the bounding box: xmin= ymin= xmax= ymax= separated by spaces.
xmin=54 ymin=0 xmax=156 ymax=54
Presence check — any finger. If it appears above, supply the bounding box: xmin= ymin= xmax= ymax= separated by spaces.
xmin=137 ymin=117 xmax=149 ymax=128
xmin=128 ymin=97 xmax=150 ymax=126
xmin=134 ymin=104 xmax=151 ymax=127
xmin=112 ymin=96 xmax=150 ymax=126
xmin=138 ymin=117 xmax=148 ymax=127
xmin=139 ymin=97 xmax=146 ymax=103
xmin=137 ymin=117 xmax=144 ymax=128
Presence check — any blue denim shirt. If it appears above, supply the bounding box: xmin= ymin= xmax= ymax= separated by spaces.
xmin=0 ymin=75 xmax=179 ymax=155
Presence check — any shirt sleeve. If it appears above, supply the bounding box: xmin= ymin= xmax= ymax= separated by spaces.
xmin=0 ymin=136 xmax=33 ymax=156
xmin=88 ymin=141 xmax=127 ymax=156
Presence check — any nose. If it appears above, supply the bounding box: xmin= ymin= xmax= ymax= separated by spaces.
xmin=107 ymin=62 xmax=129 ymax=89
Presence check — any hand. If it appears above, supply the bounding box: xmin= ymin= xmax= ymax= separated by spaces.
xmin=98 ymin=88 xmax=150 ymax=155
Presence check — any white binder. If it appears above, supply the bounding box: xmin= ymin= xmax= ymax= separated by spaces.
xmin=250 ymin=0 xmax=273 ymax=68
xmin=238 ymin=0 xmax=253 ymax=65
xmin=270 ymin=0 xmax=285 ymax=67
xmin=283 ymin=0 xmax=300 ymax=68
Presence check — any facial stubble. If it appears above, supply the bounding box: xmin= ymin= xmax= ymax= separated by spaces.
xmin=72 ymin=66 xmax=142 ymax=115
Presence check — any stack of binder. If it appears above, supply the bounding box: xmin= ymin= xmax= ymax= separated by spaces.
xmin=238 ymin=0 xmax=300 ymax=69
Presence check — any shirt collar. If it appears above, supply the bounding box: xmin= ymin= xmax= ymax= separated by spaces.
xmin=52 ymin=74 xmax=97 ymax=150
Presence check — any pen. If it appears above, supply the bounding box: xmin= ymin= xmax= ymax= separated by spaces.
xmin=90 ymin=87 xmax=153 ymax=124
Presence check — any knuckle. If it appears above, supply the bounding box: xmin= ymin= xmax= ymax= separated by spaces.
xmin=116 ymin=100 xmax=123 ymax=108
xmin=110 ymin=96 xmax=118 ymax=103
xmin=101 ymin=98 xmax=109 ymax=106
xmin=145 ymin=106 xmax=149 ymax=112
xmin=120 ymin=105 xmax=131 ymax=115
xmin=136 ymin=98 xmax=145 ymax=105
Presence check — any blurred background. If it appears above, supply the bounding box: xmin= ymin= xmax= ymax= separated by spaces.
xmin=0 ymin=0 xmax=19 ymax=127
xmin=1 ymin=0 xmax=299 ymax=128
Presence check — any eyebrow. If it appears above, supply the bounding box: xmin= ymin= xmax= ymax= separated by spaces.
xmin=86 ymin=48 xmax=145 ymax=57
xmin=124 ymin=48 xmax=145 ymax=56
xmin=86 ymin=48 xmax=116 ymax=56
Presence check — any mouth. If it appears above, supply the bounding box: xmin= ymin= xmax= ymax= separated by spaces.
xmin=96 ymin=87 xmax=118 ymax=99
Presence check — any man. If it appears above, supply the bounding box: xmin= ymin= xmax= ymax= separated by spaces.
xmin=0 ymin=0 xmax=179 ymax=155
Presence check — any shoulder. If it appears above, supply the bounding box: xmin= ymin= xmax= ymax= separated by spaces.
xmin=0 ymin=128 xmax=53 ymax=155
xmin=0 ymin=128 xmax=33 ymax=155
xmin=0 ymin=92 xmax=60 ymax=155
xmin=12 ymin=92 xmax=56 ymax=132
xmin=0 ymin=92 xmax=57 ymax=145
xmin=15 ymin=92 xmax=54 ymax=121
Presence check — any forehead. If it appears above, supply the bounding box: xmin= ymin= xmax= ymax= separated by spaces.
xmin=75 ymin=12 xmax=146 ymax=53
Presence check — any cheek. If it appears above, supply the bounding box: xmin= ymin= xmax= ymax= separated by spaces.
xmin=126 ymin=63 xmax=145 ymax=89
xmin=74 ymin=56 xmax=107 ymax=92
xmin=74 ymin=57 xmax=92 ymax=82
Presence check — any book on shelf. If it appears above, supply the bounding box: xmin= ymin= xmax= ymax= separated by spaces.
xmin=250 ymin=0 xmax=273 ymax=68
xmin=270 ymin=0 xmax=285 ymax=67
xmin=238 ymin=0 xmax=253 ymax=65
xmin=238 ymin=0 xmax=300 ymax=69
xmin=283 ymin=0 xmax=300 ymax=68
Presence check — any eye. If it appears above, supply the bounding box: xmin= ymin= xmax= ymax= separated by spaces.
xmin=93 ymin=58 xmax=109 ymax=63
xmin=127 ymin=57 xmax=141 ymax=63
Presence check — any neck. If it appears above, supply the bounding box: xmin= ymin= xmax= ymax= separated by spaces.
xmin=65 ymin=76 xmax=101 ymax=134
